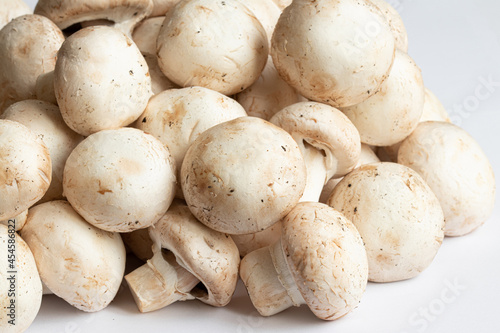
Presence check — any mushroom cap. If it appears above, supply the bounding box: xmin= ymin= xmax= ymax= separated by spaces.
xmin=132 ymin=16 xmax=164 ymax=55
xmin=281 ymin=202 xmax=368 ymax=320
xmin=369 ymin=0 xmax=408 ymax=52
xmin=150 ymin=200 xmax=240 ymax=306
xmin=421 ymin=87 xmax=451 ymax=123
xmin=236 ymin=56 xmax=303 ymax=120
xmin=271 ymin=0 xmax=395 ymax=108
xmin=242 ymin=0 xmax=281 ymax=45
xmin=21 ymin=200 xmax=126 ymax=312
xmin=271 ymin=101 xmax=361 ymax=180
xmin=136 ymin=86 xmax=247 ymax=174
xmin=142 ymin=53 xmax=179 ymax=95
xmin=1 ymin=100 xmax=84 ymax=203
xmin=0 ymin=224 xmax=42 ymax=333
xmin=181 ymin=116 xmax=307 ymax=234
xmin=0 ymin=14 xmax=64 ymax=112
xmin=328 ymin=162 xmax=445 ymax=282
xmin=0 ymin=0 xmax=32 ymax=30
xmin=0 ymin=119 xmax=52 ymax=220
xmin=63 ymin=127 xmax=176 ymax=232
xmin=54 ymin=26 xmax=152 ymax=136
xmin=0 ymin=210 xmax=28 ymax=231
xmin=34 ymin=0 xmax=154 ymax=35
xmin=398 ymin=121 xmax=496 ymax=236
xmin=157 ymin=0 xmax=269 ymax=95
xmin=341 ymin=50 xmax=424 ymax=146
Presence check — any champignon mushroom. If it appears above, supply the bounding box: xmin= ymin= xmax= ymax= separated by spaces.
xmin=132 ymin=16 xmax=164 ymax=55
xmin=230 ymin=221 xmax=282 ymax=258
xmin=0 ymin=0 xmax=31 ymax=30
xmin=271 ymin=0 xmax=395 ymax=108
xmin=327 ymin=162 xmax=445 ymax=282
xmin=125 ymin=200 xmax=240 ymax=312
xmin=242 ymin=0 xmax=281 ymax=45
xmin=0 ymin=210 xmax=28 ymax=232
xmin=0 ymin=14 xmax=64 ymax=112
xmin=63 ymin=127 xmax=176 ymax=233
xmin=270 ymin=101 xmax=361 ymax=202
xmin=54 ymin=26 xmax=153 ymax=136
xmin=0 ymin=120 xmax=51 ymax=221
xmin=21 ymin=200 xmax=126 ymax=312
xmin=369 ymin=0 xmax=408 ymax=52
xmin=181 ymin=116 xmax=307 ymax=234
xmin=156 ymin=0 xmax=269 ymax=95
xmin=240 ymin=202 xmax=368 ymax=319
xmin=1 ymin=100 xmax=84 ymax=203
xmin=0 ymin=224 xmax=42 ymax=333
xmin=34 ymin=0 xmax=154 ymax=36
xmin=235 ymin=56 xmax=304 ymax=120
xmin=398 ymin=121 xmax=496 ymax=236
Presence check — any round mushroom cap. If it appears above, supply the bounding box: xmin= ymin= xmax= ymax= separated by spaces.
xmin=398 ymin=121 xmax=495 ymax=236
xmin=1 ymin=100 xmax=84 ymax=203
xmin=328 ymin=162 xmax=445 ymax=282
xmin=63 ymin=127 xmax=176 ymax=233
xmin=0 ymin=14 xmax=64 ymax=112
xmin=21 ymin=200 xmax=126 ymax=312
xmin=0 ymin=120 xmax=52 ymax=220
xmin=0 ymin=0 xmax=32 ymax=30
xmin=157 ymin=0 xmax=269 ymax=95
xmin=181 ymin=117 xmax=307 ymax=234
xmin=54 ymin=26 xmax=152 ymax=136
xmin=281 ymin=202 xmax=368 ymax=320
xmin=369 ymin=0 xmax=408 ymax=52
xmin=341 ymin=50 xmax=424 ymax=146
xmin=421 ymin=88 xmax=451 ymax=123
xmin=270 ymin=101 xmax=361 ymax=180
xmin=34 ymin=0 xmax=154 ymax=35
xmin=271 ymin=0 xmax=395 ymax=108
xmin=150 ymin=200 xmax=240 ymax=306
xmin=0 ymin=224 xmax=42 ymax=333
xmin=132 ymin=16 xmax=164 ymax=55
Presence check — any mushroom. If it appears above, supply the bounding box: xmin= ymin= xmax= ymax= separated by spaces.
xmin=34 ymin=0 xmax=154 ymax=36
xmin=0 ymin=120 xmax=51 ymax=221
xmin=271 ymin=0 xmax=395 ymax=108
xmin=125 ymin=200 xmax=240 ymax=312
xmin=341 ymin=50 xmax=424 ymax=146
xmin=0 ymin=0 xmax=31 ymax=30
xmin=235 ymin=56 xmax=304 ymax=120
xmin=20 ymin=200 xmax=126 ymax=312
xmin=156 ymin=0 xmax=269 ymax=95
xmin=0 ymin=210 xmax=28 ymax=232
xmin=150 ymin=0 xmax=182 ymax=17
xmin=63 ymin=127 xmax=177 ymax=233
xmin=132 ymin=16 xmax=164 ymax=55
xmin=270 ymin=101 xmax=361 ymax=202
xmin=230 ymin=221 xmax=282 ymax=257
xmin=369 ymin=0 xmax=408 ymax=52
xmin=0 ymin=14 xmax=64 ymax=112
xmin=142 ymin=53 xmax=179 ymax=94
xmin=181 ymin=116 xmax=307 ymax=234
xmin=135 ymin=86 xmax=247 ymax=197
xmin=327 ymin=162 xmax=445 ymax=282
xmin=35 ymin=71 xmax=58 ymax=105
xmin=398 ymin=121 xmax=496 ymax=236
xmin=54 ymin=26 xmax=153 ymax=136
xmin=1 ymin=100 xmax=84 ymax=203
xmin=240 ymin=202 xmax=368 ymax=319
xmin=242 ymin=0 xmax=281 ymax=45
xmin=319 ymin=143 xmax=380 ymax=204
xmin=0 ymin=224 xmax=42 ymax=333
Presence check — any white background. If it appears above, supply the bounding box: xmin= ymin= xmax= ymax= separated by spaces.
xmin=21 ymin=0 xmax=500 ymax=332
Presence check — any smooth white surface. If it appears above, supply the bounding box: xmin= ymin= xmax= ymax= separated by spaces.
xmin=19 ymin=0 xmax=500 ymax=332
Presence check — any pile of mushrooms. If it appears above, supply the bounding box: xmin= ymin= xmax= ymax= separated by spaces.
xmin=0 ymin=0 xmax=496 ymax=330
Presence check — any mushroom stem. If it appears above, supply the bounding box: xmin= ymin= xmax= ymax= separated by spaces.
xmin=240 ymin=239 xmax=306 ymax=316
xmin=125 ymin=250 xmax=199 ymax=313
xmin=299 ymin=140 xmax=333 ymax=202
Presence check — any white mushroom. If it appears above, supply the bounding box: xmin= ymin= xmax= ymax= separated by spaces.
xmin=242 ymin=0 xmax=281 ymax=45
xmin=240 ymin=202 xmax=368 ymax=319
xmin=157 ymin=0 xmax=269 ymax=95
xmin=0 ymin=224 xmax=42 ymax=333
xmin=369 ymin=0 xmax=408 ymax=52
xmin=271 ymin=0 xmax=396 ymax=108
xmin=21 ymin=200 xmax=126 ymax=312
xmin=1 ymin=100 xmax=84 ymax=203
xmin=181 ymin=116 xmax=307 ymax=234
xmin=63 ymin=127 xmax=176 ymax=233
xmin=0 ymin=14 xmax=64 ymax=112
xmin=0 ymin=210 xmax=28 ymax=232
xmin=0 ymin=120 xmax=51 ymax=221
xmin=270 ymin=101 xmax=361 ymax=202
xmin=327 ymin=162 xmax=445 ymax=282
xmin=126 ymin=200 xmax=240 ymax=312
xmin=54 ymin=26 xmax=153 ymax=136
xmin=398 ymin=121 xmax=496 ymax=236
xmin=0 ymin=0 xmax=31 ymax=30
xmin=34 ymin=0 xmax=154 ymax=36
xmin=132 ymin=16 xmax=164 ymax=55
